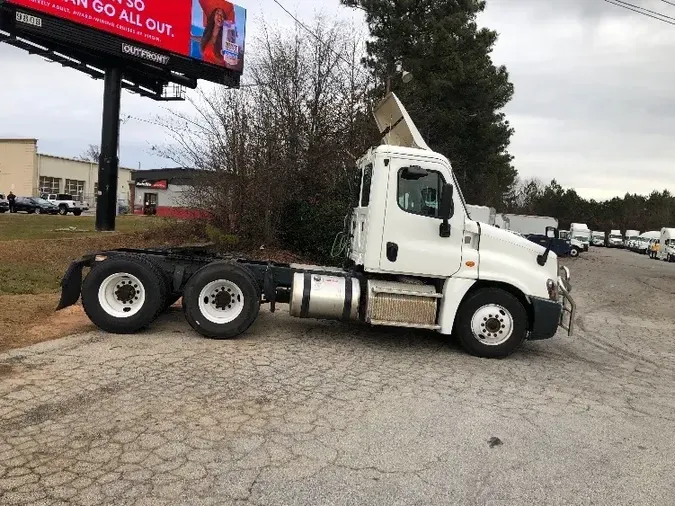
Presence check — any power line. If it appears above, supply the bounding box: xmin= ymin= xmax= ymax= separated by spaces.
xmin=614 ymin=0 xmax=675 ymax=21
xmin=661 ymin=0 xmax=675 ymax=7
xmin=271 ymin=0 xmax=368 ymax=79
xmin=602 ymin=0 xmax=675 ymax=25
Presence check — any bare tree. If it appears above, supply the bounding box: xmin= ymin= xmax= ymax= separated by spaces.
xmin=154 ymin=17 xmax=377 ymax=248
xmin=78 ymin=144 xmax=101 ymax=162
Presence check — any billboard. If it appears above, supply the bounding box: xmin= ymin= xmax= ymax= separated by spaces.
xmin=5 ymin=0 xmax=246 ymax=72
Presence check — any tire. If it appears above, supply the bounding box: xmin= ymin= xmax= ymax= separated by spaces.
xmin=28 ymin=208 xmax=35 ymax=214
xmin=58 ymin=205 xmax=68 ymax=216
xmin=182 ymin=262 xmax=260 ymax=339
xmin=454 ymin=288 xmax=528 ymax=358
xmin=81 ymin=254 xmax=168 ymax=334
xmin=569 ymin=247 xmax=579 ymax=258
xmin=73 ymin=210 xmax=82 ymax=216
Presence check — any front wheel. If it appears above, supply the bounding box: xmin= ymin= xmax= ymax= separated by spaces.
xmin=454 ymin=288 xmax=528 ymax=358
xmin=182 ymin=262 xmax=260 ymax=339
xmin=73 ymin=210 xmax=82 ymax=216
xmin=569 ymin=247 xmax=579 ymax=258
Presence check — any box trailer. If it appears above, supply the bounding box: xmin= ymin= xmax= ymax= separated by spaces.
xmin=465 ymin=205 xmax=496 ymax=226
xmin=501 ymin=214 xmax=559 ymax=236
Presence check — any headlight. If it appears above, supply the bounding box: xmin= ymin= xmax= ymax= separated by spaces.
xmin=546 ymin=278 xmax=558 ymax=301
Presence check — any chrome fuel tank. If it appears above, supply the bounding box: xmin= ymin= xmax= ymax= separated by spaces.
xmin=289 ymin=273 xmax=361 ymax=321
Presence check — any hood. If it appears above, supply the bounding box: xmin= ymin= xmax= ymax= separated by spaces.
xmin=373 ymin=92 xmax=430 ymax=150
xmin=480 ymin=223 xmax=548 ymax=255
xmin=477 ymin=222 xmax=559 ymax=300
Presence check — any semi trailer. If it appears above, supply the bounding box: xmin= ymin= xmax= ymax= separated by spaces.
xmin=55 ymin=93 xmax=576 ymax=359
xmin=500 ymin=214 xmax=558 ymax=236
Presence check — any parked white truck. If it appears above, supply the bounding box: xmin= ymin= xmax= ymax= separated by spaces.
xmin=591 ymin=231 xmax=605 ymax=247
xmin=624 ymin=230 xmax=640 ymax=249
xmin=570 ymin=223 xmax=591 ymax=251
xmin=658 ymin=228 xmax=675 ymax=262
xmin=608 ymin=230 xmax=623 ymax=248
xmin=501 ymin=214 xmax=559 ymax=236
xmin=55 ymin=93 xmax=575 ymax=359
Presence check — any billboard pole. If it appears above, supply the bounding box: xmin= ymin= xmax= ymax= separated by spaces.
xmin=96 ymin=67 xmax=122 ymax=232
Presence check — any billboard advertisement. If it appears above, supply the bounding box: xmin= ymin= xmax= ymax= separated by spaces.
xmin=190 ymin=0 xmax=246 ymax=73
xmin=6 ymin=0 xmax=246 ymax=72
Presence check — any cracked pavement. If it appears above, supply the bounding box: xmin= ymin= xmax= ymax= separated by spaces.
xmin=1 ymin=247 xmax=674 ymax=505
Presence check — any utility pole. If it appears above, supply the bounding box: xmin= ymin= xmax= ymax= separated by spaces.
xmin=96 ymin=67 xmax=122 ymax=231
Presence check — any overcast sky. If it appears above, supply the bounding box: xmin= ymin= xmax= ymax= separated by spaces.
xmin=1 ymin=0 xmax=674 ymax=201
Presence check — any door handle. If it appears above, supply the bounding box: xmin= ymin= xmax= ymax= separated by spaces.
xmin=386 ymin=242 xmax=398 ymax=262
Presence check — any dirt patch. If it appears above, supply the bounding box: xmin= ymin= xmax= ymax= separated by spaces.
xmin=0 ymin=294 xmax=94 ymax=352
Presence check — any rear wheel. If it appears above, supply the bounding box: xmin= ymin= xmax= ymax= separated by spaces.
xmin=58 ymin=205 xmax=68 ymax=215
xmin=81 ymin=255 xmax=168 ymax=334
xmin=182 ymin=262 xmax=260 ymax=339
xmin=454 ymin=288 xmax=528 ymax=358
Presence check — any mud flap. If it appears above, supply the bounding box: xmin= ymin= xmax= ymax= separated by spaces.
xmin=55 ymin=260 xmax=87 ymax=310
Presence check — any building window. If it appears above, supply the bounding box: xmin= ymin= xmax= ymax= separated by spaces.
xmin=39 ymin=176 xmax=61 ymax=195
xmin=65 ymin=179 xmax=85 ymax=200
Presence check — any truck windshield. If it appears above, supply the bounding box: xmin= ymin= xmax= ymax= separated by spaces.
xmin=610 ymin=235 xmax=621 ymax=239
xmin=573 ymin=235 xmax=588 ymax=242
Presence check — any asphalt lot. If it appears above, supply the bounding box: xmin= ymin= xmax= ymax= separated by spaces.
xmin=1 ymin=247 xmax=674 ymax=505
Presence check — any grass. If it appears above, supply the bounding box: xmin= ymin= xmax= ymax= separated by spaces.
xmin=0 ymin=213 xmax=167 ymax=241
xmin=0 ymin=214 xmax=175 ymax=295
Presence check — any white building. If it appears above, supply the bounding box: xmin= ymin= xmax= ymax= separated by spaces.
xmin=0 ymin=138 xmax=133 ymax=207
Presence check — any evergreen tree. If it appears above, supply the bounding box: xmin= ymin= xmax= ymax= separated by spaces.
xmin=342 ymin=0 xmax=517 ymax=208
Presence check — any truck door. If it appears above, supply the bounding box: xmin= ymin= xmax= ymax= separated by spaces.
xmin=379 ymin=158 xmax=464 ymax=278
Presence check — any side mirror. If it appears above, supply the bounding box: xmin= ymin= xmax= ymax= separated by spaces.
xmin=537 ymin=226 xmax=558 ymax=266
xmin=439 ymin=183 xmax=454 ymax=238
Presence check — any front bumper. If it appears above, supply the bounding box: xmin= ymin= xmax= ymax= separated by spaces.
xmin=528 ymin=269 xmax=576 ymax=340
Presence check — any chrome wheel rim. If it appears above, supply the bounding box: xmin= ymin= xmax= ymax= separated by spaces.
xmin=470 ymin=304 xmax=514 ymax=346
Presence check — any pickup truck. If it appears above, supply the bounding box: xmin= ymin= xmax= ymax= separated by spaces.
xmin=40 ymin=193 xmax=89 ymax=216
xmin=526 ymin=234 xmax=580 ymax=258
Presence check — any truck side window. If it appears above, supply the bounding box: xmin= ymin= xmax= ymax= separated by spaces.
xmin=397 ymin=168 xmax=445 ymax=218
xmin=361 ymin=164 xmax=373 ymax=207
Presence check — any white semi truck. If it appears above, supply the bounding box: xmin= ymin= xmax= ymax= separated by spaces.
xmin=501 ymin=214 xmax=559 ymax=236
xmin=55 ymin=93 xmax=575 ymax=359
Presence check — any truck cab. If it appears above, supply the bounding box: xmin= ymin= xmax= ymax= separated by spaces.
xmin=348 ymin=93 xmax=574 ymax=354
